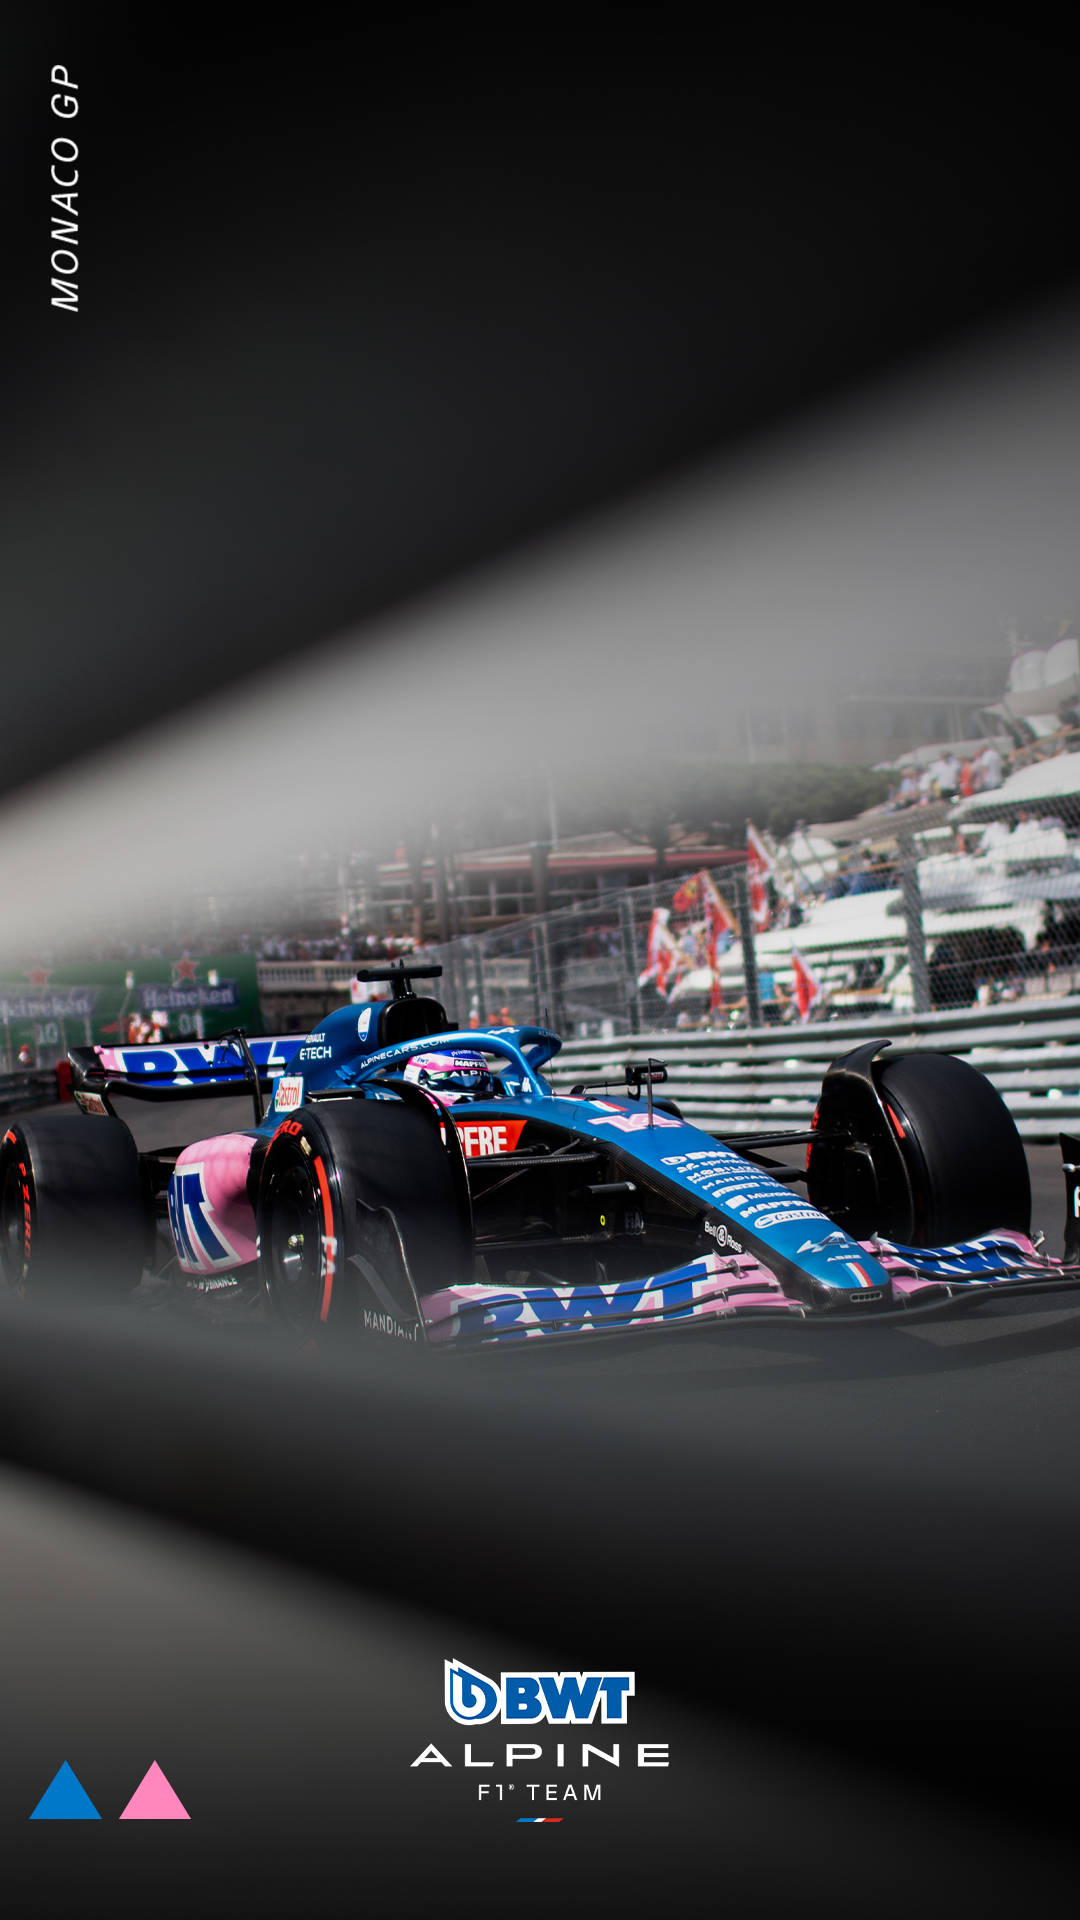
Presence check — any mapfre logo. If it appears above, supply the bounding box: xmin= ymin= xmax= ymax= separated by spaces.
xmin=454 ymin=1119 xmax=526 ymax=1159
xmin=445 ymin=1660 xmax=634 ymax=1726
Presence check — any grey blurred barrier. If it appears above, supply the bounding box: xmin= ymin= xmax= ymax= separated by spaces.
xmin=545 ymin=996 xmax=1080 ymax=1143
xmin=0 ymin=1071 xmax=59 ymax=1116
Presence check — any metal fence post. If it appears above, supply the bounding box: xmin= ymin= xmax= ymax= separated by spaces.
xmin=541 ymin=918 xmax=560 ymax=1030
xmin=734 ymin=867 xmax=762 ymax=1027
xmin=529 ymin=925 xmax=544 ymax=1024
xmin=449 ymin=943 xmax=468 ymax=1028
xmin=532 ymin=923 xmax=553 ymax=1027
xmin=470 ymin=936 xmax=488 ymax=1027
xmin=619 ymin=894 xmax=642 ymax=1033
xmin=898 ymin=831 xmax=932 ymax=1014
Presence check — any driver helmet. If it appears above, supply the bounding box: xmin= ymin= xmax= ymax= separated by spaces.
xmin=403 ymin=1048 xmax=495 ymax=1104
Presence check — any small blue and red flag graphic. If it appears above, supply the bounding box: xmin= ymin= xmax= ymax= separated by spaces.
xmin=516 ymin=1816 xmax=563 ymax=1823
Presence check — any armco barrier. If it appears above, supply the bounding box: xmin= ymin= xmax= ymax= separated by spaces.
xmin=0 ymin=1071 xmax=59 ymax=1117
xmin=544 ymin=995 xmax=1080 ymax=1143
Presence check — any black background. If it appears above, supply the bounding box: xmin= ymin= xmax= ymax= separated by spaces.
xmin=6 ymin=5 xmax=1080 ymax=792
xmin=5 ymin=6 xmax=1080 ymax=1913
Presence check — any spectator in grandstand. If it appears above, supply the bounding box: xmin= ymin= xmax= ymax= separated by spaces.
xmin=978 ymin=818 xmax=1010 ymax=853
xmin=849 ymin=955 xmax=885 ymax=992
xmin=728 ymin=969 xmax=791 ymax=1026
xmin=1050 ymin=911 xmax=1080 ymax=966
xmin=930 ymin=752 xmax=961 ymax=797
xmin=974 ymin=743 xmax=1004 ymax=791
xmin=848 ymin=850 xmax=896 ymax=894
xmin=1009 ymin=806 xmax=1039 ymax=849
xmin=824 ymin=859 xmax=853 ymax=900
xmin=1055 ymin=696 xmax=1080 ymax=750
xmin=760 ymin=970 xmax=792 ymax=1024
xmin=1026 ymin=930 xmax=1054 ymax=978
xmin=929 ymin=934 xmax=977 ymax=1009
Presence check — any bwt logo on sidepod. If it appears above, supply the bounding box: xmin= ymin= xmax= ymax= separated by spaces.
xmin=445 ymin=1660 xmax=634 ymax=1726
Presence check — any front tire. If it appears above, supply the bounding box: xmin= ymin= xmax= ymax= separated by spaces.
xmin=256 ymin=1099 xmax=471 ymax=1340
xmin=807 ymin=1044 xmax=1030 ymax=1245
xmin=874 ymin=1049 xmax=1030 ymax=1245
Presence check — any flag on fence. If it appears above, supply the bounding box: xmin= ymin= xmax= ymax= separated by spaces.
xmin=699 ymin=870 xmax=736 ymax=1012
xmin=700 ymin=870 xmax=737 ymax=948
xmin=790 ymin=946 xmax=823 ymax=1022
xmin=746 ymin=822 xmax=774 ymax=931
xmin=671 ymin=873 xmax=702 ymax=914
xmin=639 ymin=908 xmax=682 ymax=997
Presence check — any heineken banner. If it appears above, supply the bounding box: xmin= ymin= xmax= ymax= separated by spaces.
xmin=0 ymin=955 xmax=264 ymax=1069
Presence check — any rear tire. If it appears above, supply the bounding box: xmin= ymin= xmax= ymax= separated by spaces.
xmin=0 ymin=1110 xmax=151 ymax=1295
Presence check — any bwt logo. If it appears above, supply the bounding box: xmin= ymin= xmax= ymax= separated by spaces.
xmin=445 ymin=1660 xmax=634 ymax=1726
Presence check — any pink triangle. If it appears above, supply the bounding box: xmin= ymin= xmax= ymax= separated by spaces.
xmin=118 ymin=1762 xmax=190 ymax=1820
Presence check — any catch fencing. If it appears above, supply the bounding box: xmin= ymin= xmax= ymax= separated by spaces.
xmin=419 ymin=804 xmax=1080 ymax=1037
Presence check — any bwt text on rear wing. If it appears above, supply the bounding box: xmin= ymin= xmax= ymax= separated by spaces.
xmin=68 ymin=1032 xmax=306 ymax=1124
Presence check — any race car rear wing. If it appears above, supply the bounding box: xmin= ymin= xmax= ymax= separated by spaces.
xmin=68 ymin=1031 xmax=307 ymax=1126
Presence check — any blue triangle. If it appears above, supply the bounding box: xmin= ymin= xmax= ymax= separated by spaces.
xmin=29 ymin=1762 xmax=101 ymax=1820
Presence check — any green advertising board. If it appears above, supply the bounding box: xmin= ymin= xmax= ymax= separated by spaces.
xmin=0 ymin=954 xmax=265 ymax=1069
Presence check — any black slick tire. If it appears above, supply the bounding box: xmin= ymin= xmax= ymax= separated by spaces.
xmin=0 ymin=1109 xmax=151 ymax=1295
xmin=256 ymin=1098 xmax=471 ymax=1339
xmin=875 ymin=1050 xmax=1030 ymax=1246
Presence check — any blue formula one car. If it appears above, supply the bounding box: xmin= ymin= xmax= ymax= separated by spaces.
xmin=4 ymin=962 xmax=1080 ymax=1346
